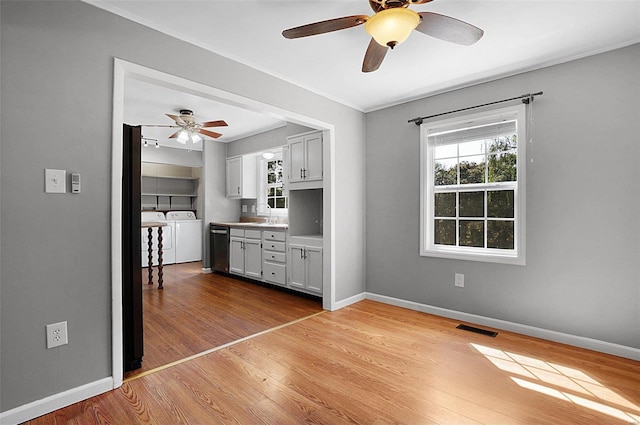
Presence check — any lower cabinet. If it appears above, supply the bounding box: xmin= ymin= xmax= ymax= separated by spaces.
xmin=263 ymin=230 xmax=287 ymax=286
xmin=229 ymin=228 xmax=322 ymax=297
xmin=229 ymin=228 xmax=262 ymax=279
xmin=289 ymin=244 xmax=323 ymax=295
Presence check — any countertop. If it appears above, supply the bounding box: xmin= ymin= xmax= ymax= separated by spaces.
xmin=211 ymin=221 xmax=288 ymax=230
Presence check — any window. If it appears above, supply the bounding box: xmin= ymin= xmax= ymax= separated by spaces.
xmin=257 ymin=153 xmax=288 ymax=215
xmin=420 ymin=104 xmax=526 ymax=264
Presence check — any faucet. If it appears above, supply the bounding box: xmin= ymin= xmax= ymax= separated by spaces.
xmin=257 ymin=203 xmax=273 ymax=224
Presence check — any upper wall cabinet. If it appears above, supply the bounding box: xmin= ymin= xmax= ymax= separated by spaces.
xmin=287 ymin=130 xmax=323 ymax=190
xmin=226 ymin=155 xmax=257 ymax=199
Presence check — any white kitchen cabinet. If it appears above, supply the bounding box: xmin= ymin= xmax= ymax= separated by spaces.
xmin=287 ymin=131 xmax=323 ymax=189
xmin=262 ymin=230 xmax=287 ymax=286
xmin=226 ymin=155 xmax=257 ymax=199
xmin=289 ymin=243 xmax=322 ymax=295
xmin=229 ymin=228 xmax=262 ymax=278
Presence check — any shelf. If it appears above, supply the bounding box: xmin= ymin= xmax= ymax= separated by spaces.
xmin=141 ymin=193 xmax=197 ymax=197
xmin=141 ymin=175 xmax=199 ymax=181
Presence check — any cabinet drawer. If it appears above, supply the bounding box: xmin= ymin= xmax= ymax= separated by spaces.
xmin=263 ymin=262 xmax=286 ymax=286
xmin=263 ymin=241 xmax=285 ymax=252
xmin=263 ymin=231 xmax=286 ymax=242
xmin=264 ymin=251 xmax=286 ymax=263
xmin=245 ymin=229 xmax=262 ymax=239
xmin=230 ymin=228 xmax=244 ymax=237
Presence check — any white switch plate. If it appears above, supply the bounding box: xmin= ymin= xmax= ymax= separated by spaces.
xmin=242 ymin=205 xmax=248 ymax=212
xmin=45 ymin=169 xmax=66 ymax=193
xmin=455 ymin=273 xmax=465 ymax=288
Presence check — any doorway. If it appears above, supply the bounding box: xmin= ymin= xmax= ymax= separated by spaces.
xmin=112 ymin=59 xmax=335 ymax=386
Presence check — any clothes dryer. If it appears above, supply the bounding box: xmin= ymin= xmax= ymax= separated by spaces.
xmin=141 ymin=211 xmax=176 ymax=267
xmin=166 ymin=211 xmax=202 ymax=263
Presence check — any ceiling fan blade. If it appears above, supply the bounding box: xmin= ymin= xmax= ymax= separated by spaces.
xmin=199 ymin=129 xmax=223 ymax=139
xmin=168 ymin=131 xmax=181 ymax=139
xmin=362 ymin=38 xmax=388 ymax=73
xmin=283 ymin=15 xmax=368 ymax=39
xmin=166 ymin=114 xmax=185 ymax=125
xmin=416 ymin=12 xmax=484 ymax=46
xmin=201 ymin=120 xmax=228 ymax=128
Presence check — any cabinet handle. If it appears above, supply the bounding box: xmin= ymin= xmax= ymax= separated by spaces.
xmin=237 ymin=187 xmax=240 ymax=194
xmin=300 ymin=169 xmax=303 ymax=179
xmin=303 ymin=168 xmax=307 ymax=179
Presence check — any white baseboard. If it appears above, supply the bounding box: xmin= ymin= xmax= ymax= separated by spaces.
xmin=331 ymin=292 xmax=366 ymax=311
xmin=0 ymin=377 xmax=114 ymax=425
xmin=201 ymin=267 xmax=212 ymax=273
xmin=356 ymin=292 xmax=639 ymax=361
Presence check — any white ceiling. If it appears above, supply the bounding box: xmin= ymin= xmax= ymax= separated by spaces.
xmin=97 ymin=0 xmax=639 ymax=148
xmin=124 ymin=78 xmax=287 ymax=150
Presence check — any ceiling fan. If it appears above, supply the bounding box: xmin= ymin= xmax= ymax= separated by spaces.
xmin=163 ymin=109 xmax=228 ymax=144
xmin=282 ymin=0 xmax=484 ymax=72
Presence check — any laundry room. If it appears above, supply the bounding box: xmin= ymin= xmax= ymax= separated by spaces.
xmin=139 ymin=146 xmax=204 ymax=268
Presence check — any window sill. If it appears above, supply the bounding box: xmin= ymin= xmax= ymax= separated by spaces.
xmin=420 ymin=247 xmax=525 ymax=266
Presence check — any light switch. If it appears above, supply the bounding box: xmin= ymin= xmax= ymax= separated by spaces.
xmin=242 ymin=205 xmax=248 ymax=213
xmin=45 ymin=169 xmax=66 ymax=193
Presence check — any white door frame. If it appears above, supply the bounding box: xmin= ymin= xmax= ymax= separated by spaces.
xmin=111 ymin=58 xmax=335 ymax=388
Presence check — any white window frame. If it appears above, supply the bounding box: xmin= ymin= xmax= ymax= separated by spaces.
xmin=257 ymin=153 xmax=288 ymax=217
xmin=420 ymin=104 xmax=526 ymax=265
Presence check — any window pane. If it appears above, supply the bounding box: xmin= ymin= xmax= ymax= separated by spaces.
xmin=434 ymin=192 xmax=456 ymax=217
xmin=487 ymin=220 xmax=514 ymax=249
xmin=459 ymin=220 xmax=484 ymax=247
xmin=434 ymin=219 xmax=456 ymax=245
xmin=488 ymin=190 xmax=514 ymax=218
xmin=434 ymin=158 xmax=457 ymax=185
xmin=459 ymin=155 xmax=485 ymax=184
xmin=268 ymin=187 xmax=275 ymax=196
xmin=275 ymin=197 xmax=286 ymax=208
xmin=267 ymin=173 xmax=276 ymax=184
xmin=434 ymin=144 xmax=457 ymax=159
xmin=459 ymin=140 xmax=484 ymax=156
xmin=488 ymin=135 xmax=516 ymax=153
xmin=488 ymin=150 xmax=517 ymax=182
xmin=276 ymin=187 xmax=283 ymax=196
xmin=459 ymin=191 xmax=484 ymax=217
xmin=267 ymin=198 xmax=275 ymax=208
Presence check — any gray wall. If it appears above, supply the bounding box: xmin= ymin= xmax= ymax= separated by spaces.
xmin=0 ymin=1 xmax=365 ymax=412
xmin=365 ymin=44 xmax=640 ymax=349
xmin=141 ymin=145 xmax=203 ymax=167
xmin=226 ymin=122 xmax=314 ymax=158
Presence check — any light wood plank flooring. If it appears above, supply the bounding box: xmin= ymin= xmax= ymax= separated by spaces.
xmin=129 ymin=262 xmax=323 ymax=378
xmin=27 ymin=292 xmax=639 ymax=424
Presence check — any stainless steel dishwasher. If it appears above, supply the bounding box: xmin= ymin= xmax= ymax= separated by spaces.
xmin=210 ymin=225 xmax=229 ymax=273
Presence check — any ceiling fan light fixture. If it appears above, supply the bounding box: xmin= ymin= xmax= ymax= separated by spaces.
xmin=365 ymin=8 xmax=420 ymax=48
xmin=190 ymin=132 xmax=202 ymax=144
xmin=177 ymin=130 xmax=189 ymax=144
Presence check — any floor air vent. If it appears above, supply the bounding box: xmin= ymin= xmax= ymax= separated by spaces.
xmin=456 ymin=324 xmax=498 ymax=337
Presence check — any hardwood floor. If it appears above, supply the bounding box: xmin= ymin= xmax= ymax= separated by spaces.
xmin=129 ymin=262 xmax=323 ymax=378
xmin=27 ymin=297 xmax=639 ymax=424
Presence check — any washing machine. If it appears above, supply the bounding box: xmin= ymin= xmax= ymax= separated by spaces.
xmin=166 ymin=211 xmax=202 ymax=263
xmin=141 ymin=211 xmax=176 ymax=267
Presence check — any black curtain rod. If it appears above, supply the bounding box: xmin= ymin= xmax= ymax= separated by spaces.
xmin=408 ymin=91 xmax=543 ymax=126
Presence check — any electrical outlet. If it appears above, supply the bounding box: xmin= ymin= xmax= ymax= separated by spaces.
xmin=46 ymin=321 xmax=68 ymax=349
xmin=454 ymin=273 xmax=465 ymax=288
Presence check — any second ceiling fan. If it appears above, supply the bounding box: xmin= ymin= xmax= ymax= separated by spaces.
xmin=282 ymin=0 xmax=484 ymax=72
xmin=165 ymin=109 xmax=228 ymax=144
